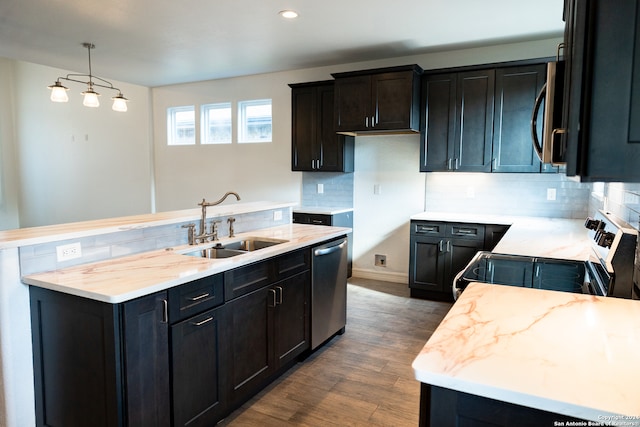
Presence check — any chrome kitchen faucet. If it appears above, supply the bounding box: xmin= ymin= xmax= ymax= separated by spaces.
xmin=183 ymin=192 xmax=241 ymax=244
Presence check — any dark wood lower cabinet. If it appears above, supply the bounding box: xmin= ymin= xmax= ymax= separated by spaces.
xmin=30 ymin=287 xmax=170 ymax=427
xmin=226 ymin=270 xmax=310 ymax=408
xmin=421 ymin=384 xmax=586 ymax=427
xmin=29 ymin=243 xmax=325 ymax=427
xmin=171 ymin=306 xmax=226 ymax=427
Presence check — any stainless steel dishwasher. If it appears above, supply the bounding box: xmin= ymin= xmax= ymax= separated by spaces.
xmin=311 ymin=237 xmax=348 ymax=350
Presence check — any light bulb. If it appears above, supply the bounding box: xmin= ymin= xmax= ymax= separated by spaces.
xmin=82 ymin=88 xmax=100 ymax=108
xmin=48 ymin=82 xmax=69 ymax=102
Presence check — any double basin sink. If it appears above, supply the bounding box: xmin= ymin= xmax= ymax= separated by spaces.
xmin=181 ymin=237 xmax=288 ymax=259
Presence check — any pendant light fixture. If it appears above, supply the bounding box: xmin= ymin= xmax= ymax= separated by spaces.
xmin=48 ymin=43 xmax=129 ymax=112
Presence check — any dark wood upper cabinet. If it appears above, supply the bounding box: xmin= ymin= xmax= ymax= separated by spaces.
xmin=421 ymin=61 xmax=553 ymax=173
xmin=290 ymin=81 xmax=354 ymax=172
xmin=562 ymin=0 xmax=640 ymax=181
xmin=421 ymin=69 xmax=494 ymax=172
xmin=332 ymin=65 xmax=423 ymax=135
xmin=493 ymin=65 xmax=546 ymax=173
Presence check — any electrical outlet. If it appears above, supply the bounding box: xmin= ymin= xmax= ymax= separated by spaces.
xmin=547 ymin=188 xmax=557 ymax=201
xmin=317 ymin=183 xmax=324 ymax=194
xmin=375 ymin=254 xmax=386 ymax=267
xmin=374 ymin=184 xmax=381 ymax=195
xmin=56 ymin=242 xmax=82 ymax=262
xmin=273 ymin=210 xmax=283 ymax=221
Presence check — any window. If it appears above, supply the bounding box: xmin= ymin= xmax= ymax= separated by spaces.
xmin=238 ymin=99 xmax=272 ymax=143
xmin=167 ymin=106 xmax=195 ymax=145
xmin=201 ymin=103 xmax=232 ymax=144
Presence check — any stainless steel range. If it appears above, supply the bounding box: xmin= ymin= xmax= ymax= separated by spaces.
xmin=453 ymin=210 xmax=638 ymax=300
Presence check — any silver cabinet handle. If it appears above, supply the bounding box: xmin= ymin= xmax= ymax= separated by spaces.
xmin=454 ymin=158 xmax=459 ymax=170
xmin=446 ymin=241 xmax=451 ymax=252
xmin=438 ymin=240 xmax=444 ymax=252
xmin=161 ymin=299 xmax=168 ymax=324
xmin=268 ymin=289 xmax=277 ymax=307
xmin=456 ymin=229 xmax=475 ymax=235
xmin=447 ymin=158 xmax=453 ymax=170
xmin=190 ymin=316 xmax=214 ymax=327
xmin=275 ymin=286 xmax=283 ymax=305
xmin=188 ymin=293 xmax=210 ymax=301
xmin=314 ymin=241 xmax=346 ymax=256
xmin=365 ymin=116 xmax=369 ymax=128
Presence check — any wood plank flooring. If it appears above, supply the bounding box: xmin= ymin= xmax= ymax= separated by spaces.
xmin=218 ymin=277 xmax=452 ymax=426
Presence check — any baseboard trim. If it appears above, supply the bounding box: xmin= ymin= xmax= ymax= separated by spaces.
xmin=351 ymin=268 xmax=407 ymax=284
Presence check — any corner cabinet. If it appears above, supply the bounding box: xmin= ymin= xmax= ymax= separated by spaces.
xmin=420 ymin=62 xmax=554 ymax=173
xmin=332 ymin=65 xmax=423 ymax=135
xmin=561 ymin=0 xmax=640 ymax=181
xmin=290 ymin=81 xmax=354 ymax=172
xmin=409 ymin=220 xmax=510 ymax=301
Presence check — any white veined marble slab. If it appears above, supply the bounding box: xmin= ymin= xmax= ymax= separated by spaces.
xmin=412 ymin=282 xmax=640 ymax=424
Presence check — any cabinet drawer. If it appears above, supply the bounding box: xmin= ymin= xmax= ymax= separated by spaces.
xmin=169 ymin=274 xmax=224 ymax=323
xmin=224 ymin=260 xmax=272 ymax=301
xmin=447 ymin=223 xmax=485 ymax=241
xmin=275 ymin=248 xmax=310 ymax=281
xmin=293 ymin=213 xmax=331 ymax=226
xmin=412 ymin=221 xmax=445 ymax=237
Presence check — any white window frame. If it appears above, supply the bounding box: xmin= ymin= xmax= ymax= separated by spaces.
xmin=167 ymin=106 xmax=196 ymax=146
xmin=201 ymin=102 xmax=232 ymax=145
xmin=238 ymin=99 xmax=272 ymax=143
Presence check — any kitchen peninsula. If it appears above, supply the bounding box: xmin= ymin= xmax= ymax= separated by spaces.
xmin=413 ymin=282 xmax=640 ymax=425
xmin=411 ymin=213 xmax=640 ymax=425
xmin=0 ymin=201 xmax=349 ymax=427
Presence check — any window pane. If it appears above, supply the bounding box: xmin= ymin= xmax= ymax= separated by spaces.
xmin=201 ymin=103 xmax=232 ymax=144
xmin=167 ymin=106 xmax=195 ymax=145
xmin=238 ymin=99 xmax=272 ymax=143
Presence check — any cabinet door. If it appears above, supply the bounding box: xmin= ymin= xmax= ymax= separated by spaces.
xmin=334 ymin=75 xmax=371 ymax=132
xmin=409 ymin=236 xmax=447 ymax=292
xmin=421 ymin=73 xmax=457 ymax=172
xmin=171 ymin=307 xmax=225 ymax=427
xmin=226 ymin=286 xmax=274 ymax=406
xmin=454 ymin=70 xmax=495 ymax=172
xmin=123 ymin=292 xmax=171 ymax=427
xmin=493 ymin=65 xmax=546 ymax=172
xmin=291 ymin=86 xmax=317 ymax=171
xmin=273 ymin=271 xmax=310 ymax=366
xmin=372 ymin=71 xmax=418 ymax=130
xmin=317 ymin=84 xmax=354 ymax=172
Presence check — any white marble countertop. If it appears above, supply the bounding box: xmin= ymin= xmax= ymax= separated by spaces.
xmin=22 ymin=224 xmax=350 ymax=303
xmin=0 ymin=201 xmax=295 ymax=250
xmin=411 ymin=211 xmax=593 ymax=261
xmin=412 ymin=282 xmax=640 ymax=424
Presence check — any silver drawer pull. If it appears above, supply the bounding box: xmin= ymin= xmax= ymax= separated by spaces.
xmin=188 ymin=293 xmax=210 ymax=301
xmin=311 ymin=220 xmax=324 ymax=224
xmin=419 ymin=226 xmax=437 ymax=232
xmin=190 ymin=316 xmax=214 ymax=327
xmin=456 ymin=229 xmax=475 ymax=235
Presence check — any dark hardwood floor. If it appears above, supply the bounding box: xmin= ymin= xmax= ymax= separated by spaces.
xmin=218 ymin=277 xmax=452 ymax=426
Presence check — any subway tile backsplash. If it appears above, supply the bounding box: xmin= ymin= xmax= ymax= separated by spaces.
xmin=19 ymin=208 xmax=291 ymax=276
xmin=596 ymin=182 xmax=640 ymax=230
xmin=301 ymin=172 xmax=354 ymax=207
xmin=423 ymin=172 xmax=592 ymax=219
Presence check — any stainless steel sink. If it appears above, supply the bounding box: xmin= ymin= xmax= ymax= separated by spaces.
xmin=181 ymin=237 xmax=287 ymax=259
xmin=182 ymin=247 xmax=246 ymax=259
xmin=223 ymin=238 xmax=287 ymax=251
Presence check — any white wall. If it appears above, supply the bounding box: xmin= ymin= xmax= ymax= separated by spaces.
xmin=6 ymin=61 xmax=152 ymax=228
xmin=0 ymin=59 xmax=20 ymax=230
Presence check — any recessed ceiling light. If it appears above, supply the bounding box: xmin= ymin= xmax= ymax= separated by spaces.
xmin=279 ymin=10 xmax=299 ymax=19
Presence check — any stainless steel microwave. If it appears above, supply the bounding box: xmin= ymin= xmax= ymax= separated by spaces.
xmin=531 ymin=60 xmax=566 ymax=165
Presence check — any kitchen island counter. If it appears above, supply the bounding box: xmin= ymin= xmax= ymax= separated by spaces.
xmin=412 ymin=282 xmax=640 ymax=424
xmin=22 ymin=223 xmax=350 ymax=303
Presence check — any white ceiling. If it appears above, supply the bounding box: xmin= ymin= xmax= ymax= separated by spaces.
xmin=0 ymin=0 xmax=565 ymax=87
